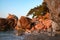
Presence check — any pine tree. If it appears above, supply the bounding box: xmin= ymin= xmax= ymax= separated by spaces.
xmin=26 ymin=2 xmax=49 ymax=18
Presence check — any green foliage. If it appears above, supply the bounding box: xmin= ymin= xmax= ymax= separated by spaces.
xmin=26 ymin=2 xmax=49 ymax=18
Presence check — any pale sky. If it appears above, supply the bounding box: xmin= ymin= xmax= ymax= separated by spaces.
xmin=0 ymin=0 xmax=43 ymax=18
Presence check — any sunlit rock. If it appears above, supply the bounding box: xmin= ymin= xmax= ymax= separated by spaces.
xmin=44 ymin=0 xmax=60 ymax=31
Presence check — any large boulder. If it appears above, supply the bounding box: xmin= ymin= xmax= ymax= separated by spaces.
xmin=19 ymin=16 xmax=32 ymax=30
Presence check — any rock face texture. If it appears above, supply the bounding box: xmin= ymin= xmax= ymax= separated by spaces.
xmin=0 ymin=14 xmax=18 ymax=31
xmin=19 ymin=16 xmax=32 ymax=30
xmin=44 ymin=0 xmax=60 ymax=30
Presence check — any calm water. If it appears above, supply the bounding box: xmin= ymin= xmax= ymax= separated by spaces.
xmin=0 ymin=31 xmax=24 ymax=40
xmin=0 ymin=31 xmax=60 ymax=40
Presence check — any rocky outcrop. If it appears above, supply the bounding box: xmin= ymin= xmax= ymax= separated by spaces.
xmin=19 ymin=16 xmax=32 ymax=30
xmin=0 ymin=14 xmax=18 ymax=31
xmin=44 ymin=0 xmax=60 ymax=30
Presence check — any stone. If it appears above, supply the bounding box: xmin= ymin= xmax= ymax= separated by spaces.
xmin=44 ymin=0 xmax=60 ymax=31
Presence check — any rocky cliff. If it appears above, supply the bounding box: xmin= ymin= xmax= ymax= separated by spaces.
xmin=44 ymin=0 xmax=60 ymax=30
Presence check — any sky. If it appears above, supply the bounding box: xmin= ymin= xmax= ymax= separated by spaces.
xmin=0 ymin=0 xmax=43 ymax=18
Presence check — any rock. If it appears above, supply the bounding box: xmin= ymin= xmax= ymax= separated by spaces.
xmin=44 ymin=0 xmax=60 ymax=31
xmin=0 ymin=14 xmax=18 ymax=31
xmin=19 ymin=16 xmax=32 ymax=29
